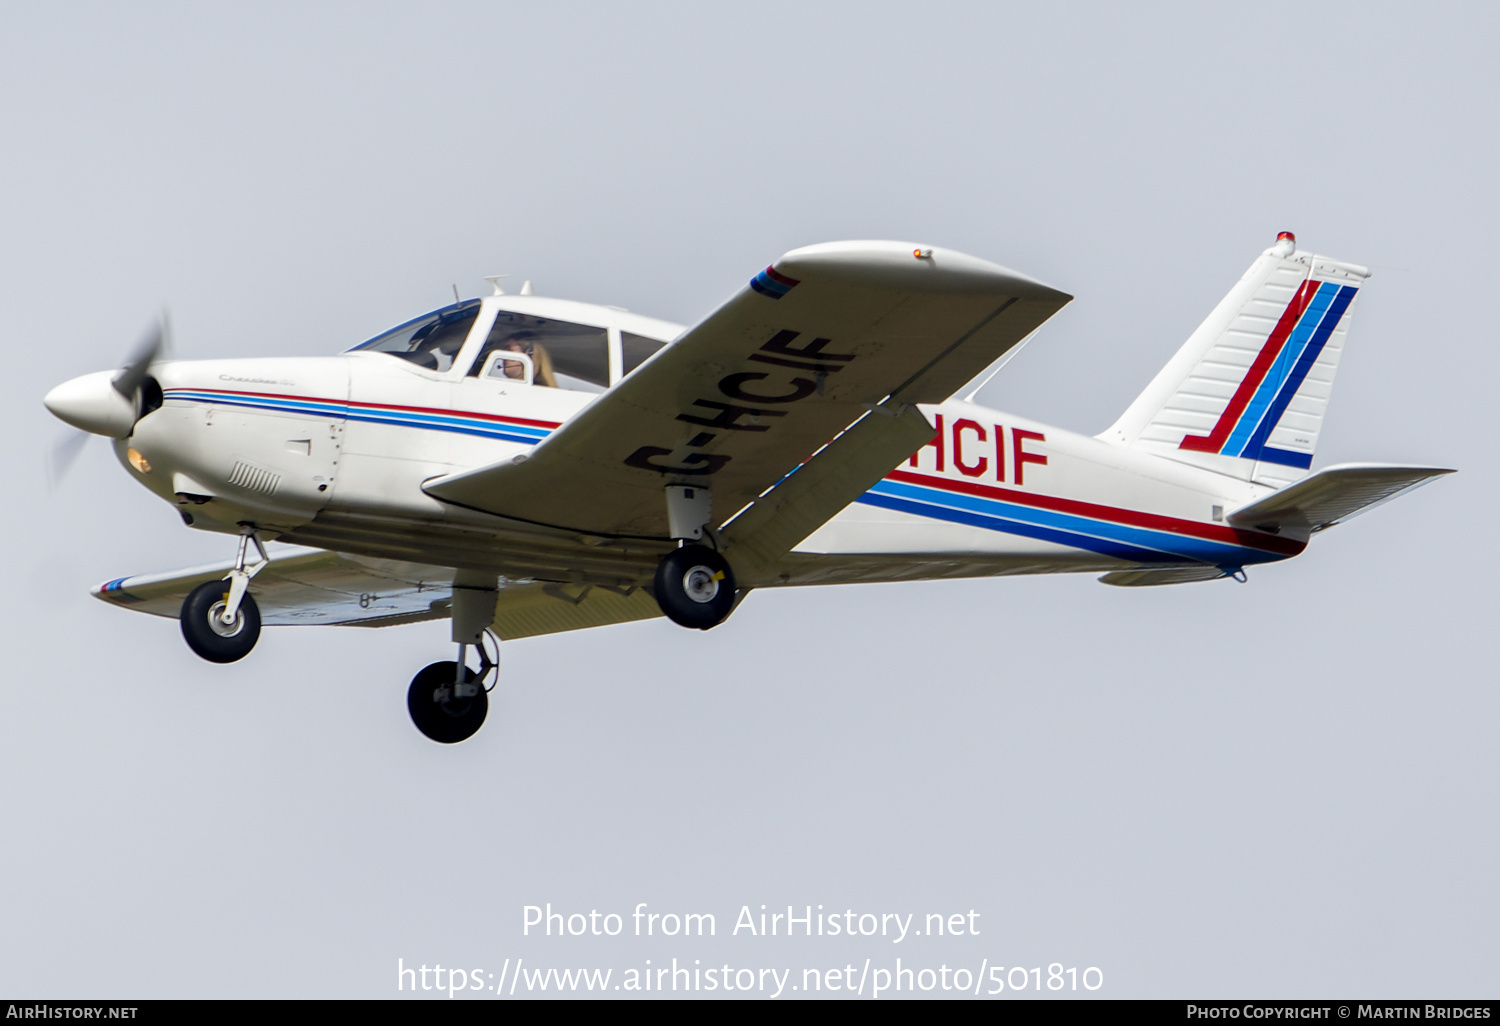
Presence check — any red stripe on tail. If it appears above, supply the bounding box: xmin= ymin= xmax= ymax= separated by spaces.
xmin=1179 ymin=278 xmax=1319 ymax=454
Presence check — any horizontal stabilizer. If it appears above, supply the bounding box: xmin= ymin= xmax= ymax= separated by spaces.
xmin=1098 ymin=566 xmax=1234 ymax=587
xmin=1225 ymin=462 xmax=1454 ymax=537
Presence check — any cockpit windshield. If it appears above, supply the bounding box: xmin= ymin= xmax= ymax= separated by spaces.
xmin=347 ymin=300 xmax=482 ymax=372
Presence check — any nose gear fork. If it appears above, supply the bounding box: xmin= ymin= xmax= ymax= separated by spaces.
xmin=220 ymin=524 xmax=269 ymax=626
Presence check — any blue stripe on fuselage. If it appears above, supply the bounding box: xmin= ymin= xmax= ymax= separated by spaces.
xmin=859 ymin=478 xmax=1287 ymax=566
xmin=165 ymin=390 xmax=552 ymax=444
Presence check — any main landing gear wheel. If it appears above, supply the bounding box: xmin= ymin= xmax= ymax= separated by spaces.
xmin=407 ymin=661 xmax=488 ymax=744
xmin=653 ymin=544 xmax=736 ymax=630
xmin=180 ymin=580 xmax=261 ymax=663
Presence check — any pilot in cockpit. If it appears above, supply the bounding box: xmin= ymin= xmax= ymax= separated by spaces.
xmin=498 ymin=330 xmax=558 ymax=387
xmin=405 ymin=317 xmax=471 ymax=372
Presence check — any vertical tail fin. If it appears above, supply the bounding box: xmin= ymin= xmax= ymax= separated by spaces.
xmin=1099 ymin=233 xmax=1369 ymax=488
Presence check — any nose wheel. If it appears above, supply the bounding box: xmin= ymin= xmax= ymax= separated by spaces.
xmin=179 ymin=524 xmax=268 ymax=663
xmin=180 ymin=579 xmax=261 ymax=662
xmin=653 ymin=544 xmax=737 ymax=629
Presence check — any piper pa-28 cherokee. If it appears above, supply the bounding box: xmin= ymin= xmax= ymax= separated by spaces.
xmin=45 ymin=234 xmax=1452 ymax=743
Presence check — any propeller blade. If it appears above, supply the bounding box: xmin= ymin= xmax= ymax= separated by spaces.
xmin=47 ymin=429 xmax=91 ymax=490
xmin=112 ymin=314 xmax=169 ymax=400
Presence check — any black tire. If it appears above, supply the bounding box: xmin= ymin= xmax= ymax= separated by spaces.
xmin=180 ymin=580 xmax=261 ymax=663
xmin=406 ymin=661 xmax=488 ymax=744
xmin=653 ymin=544 xmax=736 ymax=630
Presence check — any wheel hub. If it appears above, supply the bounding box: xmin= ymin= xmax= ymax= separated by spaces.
xmin=430 ymin=685 xmax=478 ymax=716
xmin=652 ymin=543 xmax=736 ymax=630
xmin=682 ymin=566 xmax=720 ymax=603
xmin=408 ymin=660 xmax=489 ymax=743
xmin=207 ymin=600 xmax=245 ymax=638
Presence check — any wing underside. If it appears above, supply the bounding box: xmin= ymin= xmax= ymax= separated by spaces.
xmin=94 ymin=546 xmax=661 ymax=640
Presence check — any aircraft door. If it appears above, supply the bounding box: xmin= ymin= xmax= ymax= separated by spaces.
xmin=449 ymin=311 xmax=613 ymax=460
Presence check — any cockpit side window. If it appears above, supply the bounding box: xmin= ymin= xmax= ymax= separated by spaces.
xmin=347 ymin=300 xmax=482 ymax=372
xmin=621 ymin=331 xmax=668 ymax=376
xmin=467 ymin=311 xmax=609 ymax=392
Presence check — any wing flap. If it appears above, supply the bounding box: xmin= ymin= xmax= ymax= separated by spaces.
xmin=1225 ymin=463 xmax=1454 ymax=536
xmin=423 ymin=241 xmax=1070 ymax=540
xmin=488 ymin=583 xmax=662 ymax=639
xmin=721 ymin=402 xmax=937 ymax=584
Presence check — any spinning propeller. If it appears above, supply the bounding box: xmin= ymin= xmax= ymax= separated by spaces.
xmin=45 ymin=316 xmax=169 ymax=486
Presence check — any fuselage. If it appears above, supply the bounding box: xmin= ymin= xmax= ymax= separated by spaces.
xmin=103 ymin=292 xmax=1300 ymax=592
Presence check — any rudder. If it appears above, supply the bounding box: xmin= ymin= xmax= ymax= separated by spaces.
xmin=1099 ymin=233 xmax=1369 ymax=487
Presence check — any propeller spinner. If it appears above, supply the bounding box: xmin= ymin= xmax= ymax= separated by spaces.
xmin=44 ymin=317 xmax=167 ymax=438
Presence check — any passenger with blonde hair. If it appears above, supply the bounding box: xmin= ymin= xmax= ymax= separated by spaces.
xmin=499 ymin=330 xmax=557 ymax=387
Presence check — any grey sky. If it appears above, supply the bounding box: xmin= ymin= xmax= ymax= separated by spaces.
xmin=1 ymin=3 xmax=1493 ymax=998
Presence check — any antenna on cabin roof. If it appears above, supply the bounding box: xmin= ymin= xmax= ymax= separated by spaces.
xmin=452 ymin=284 xmax=461 ymax=303
xmin=519 ymin=280 xmax=534 ymax=296
xmin=484 ymin=275 xmax=511 ymax=296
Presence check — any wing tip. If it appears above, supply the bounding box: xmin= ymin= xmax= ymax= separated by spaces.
xmin=92 ymin=577 xmax=149 ymax=605
xmin=776 ymin=240 xmax=1069 ymax=299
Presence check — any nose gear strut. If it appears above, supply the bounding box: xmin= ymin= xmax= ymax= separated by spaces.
xmin=221 ymin=524 xmax=269 ymax=626
xmin=179 ymin=524 xmax=267 ymax=663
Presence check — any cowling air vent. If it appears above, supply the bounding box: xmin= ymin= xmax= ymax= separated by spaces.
xmin=228 ymin=460 xmax=281 ymax=496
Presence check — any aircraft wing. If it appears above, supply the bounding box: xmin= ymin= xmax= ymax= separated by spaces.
xmin=1226 ymin=463 xmax=1455 ymax=537
xmin=93 ymin=546 xmax=661 ymax=640
xmin=422 ymin=241 xmax=1071 ymax=540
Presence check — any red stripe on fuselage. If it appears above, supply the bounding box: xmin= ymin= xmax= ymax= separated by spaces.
xmin=1179 ymin=278 xmax=1319 ymax=454
xmin=885 ymin=469 xmax=1305 ymax=556
xmin=164 ymin=388 xmax=562 ymax=430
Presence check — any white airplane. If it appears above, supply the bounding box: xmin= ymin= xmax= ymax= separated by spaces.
xmin=45 ymin=234 xmax=1452 ymax=743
